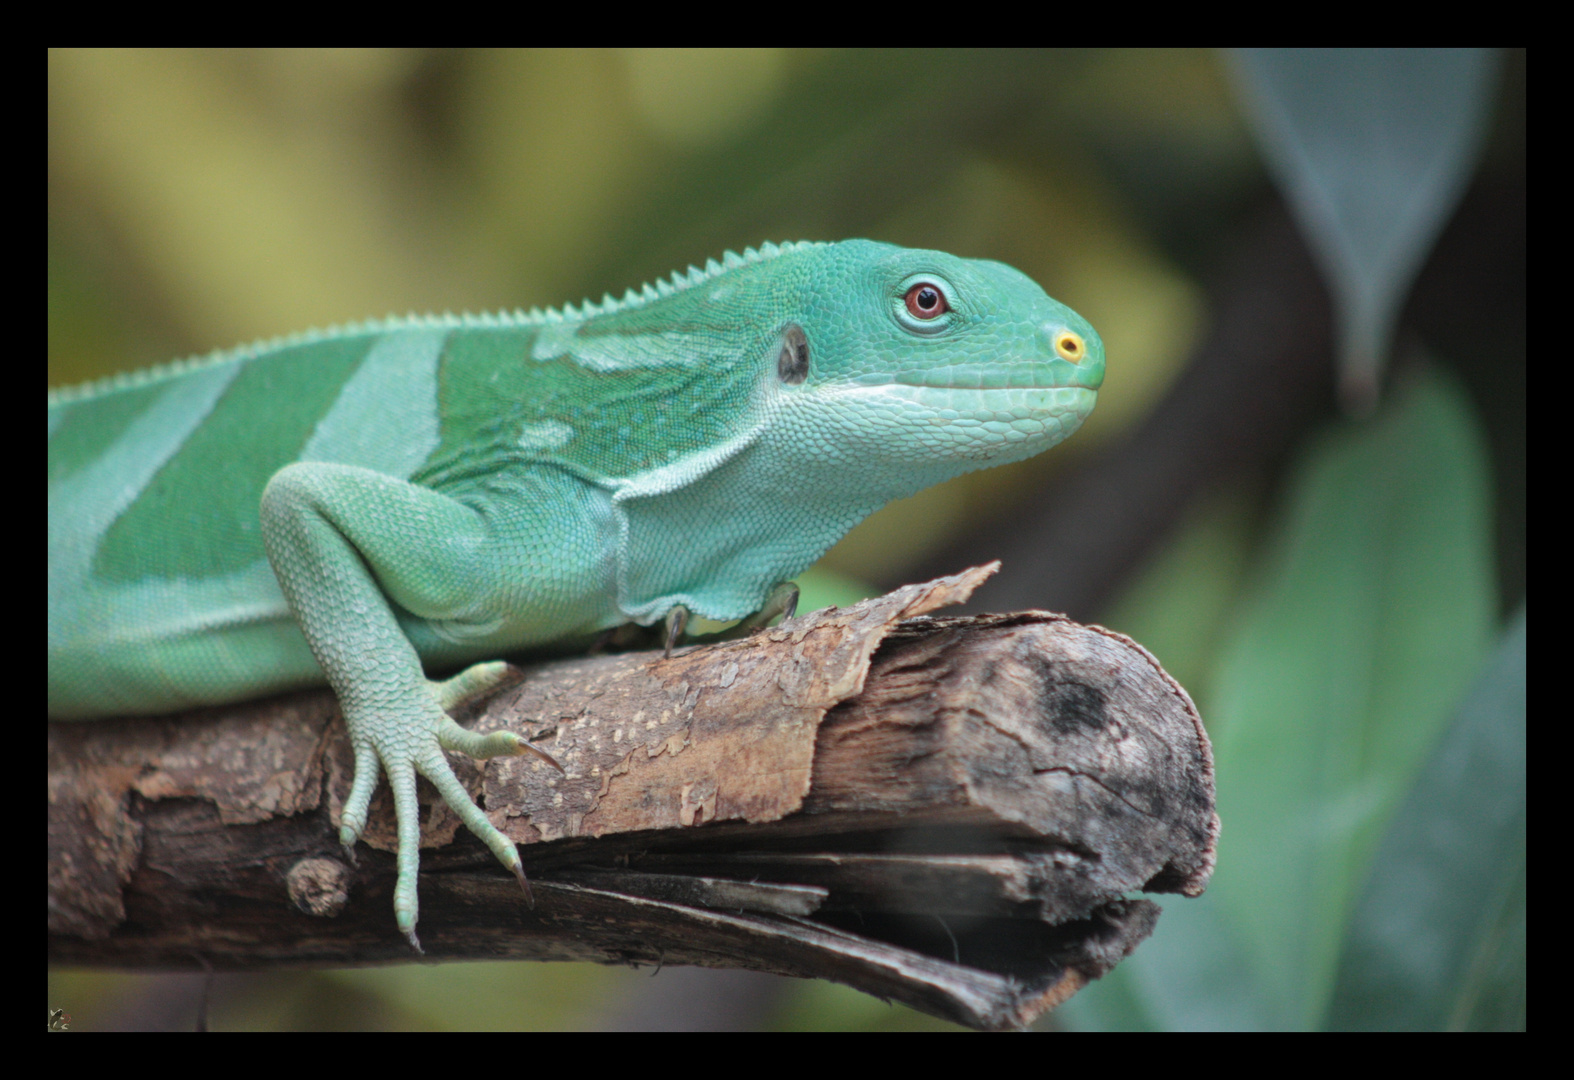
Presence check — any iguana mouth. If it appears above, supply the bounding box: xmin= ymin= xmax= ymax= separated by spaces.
xmin=823 ymin=385 xmax=1098 ymax=437
xmin=850 ymin=362 xmax=1103 ymax=394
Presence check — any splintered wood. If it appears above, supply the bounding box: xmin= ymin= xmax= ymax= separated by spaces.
xmin=49 ymin=563 xmax=1218 ymax=1030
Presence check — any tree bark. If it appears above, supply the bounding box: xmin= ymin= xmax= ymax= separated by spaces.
xmin=49 ymin=564 xmax=1218 ymax=1031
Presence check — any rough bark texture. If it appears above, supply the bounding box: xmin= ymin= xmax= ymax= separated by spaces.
xmin=49 ymin=564 xmax=1218 ymax=1031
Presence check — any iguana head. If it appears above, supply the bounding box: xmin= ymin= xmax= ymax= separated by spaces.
xmin=764 ymin=239 xmax=1104 ymax=484
xmin=439 ymin=239 xmax=1100 ymax=512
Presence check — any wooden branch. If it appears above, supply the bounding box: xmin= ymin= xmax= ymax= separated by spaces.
xmin=48 ymin=564 xmax=1218 ymax=1031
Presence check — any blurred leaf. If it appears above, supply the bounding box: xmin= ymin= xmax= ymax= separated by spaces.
xmin=1203 ymin=362 xmax=1496 ymax=1027
xmin=1229 ymin=49 xmax=1499 ymax=412
xmin=1063 ymin=362 xmax=1495 ymax=1029
xmin=1326 ymin=608 xmax=1525 ymax=1030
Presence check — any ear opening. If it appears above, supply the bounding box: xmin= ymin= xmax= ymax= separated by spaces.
xmin=776 ymin=323 xmax=809 ymax=385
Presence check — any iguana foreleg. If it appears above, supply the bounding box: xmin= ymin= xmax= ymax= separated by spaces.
xmin=261 ymin=462 xmax=577 ymax=951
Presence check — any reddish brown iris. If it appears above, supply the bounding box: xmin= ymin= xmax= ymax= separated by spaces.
xmin=904 ymin=283 xmax=948 ymax=319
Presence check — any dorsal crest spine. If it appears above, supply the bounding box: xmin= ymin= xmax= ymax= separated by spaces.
xmin=48 ymin=241 xmax=826 ymax=406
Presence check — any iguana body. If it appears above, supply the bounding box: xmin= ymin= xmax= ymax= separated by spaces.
xmin=48 ymin=239 xmax=1104 ymax=948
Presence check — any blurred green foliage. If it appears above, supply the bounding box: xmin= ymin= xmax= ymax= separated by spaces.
xmin=48 ymin=48 xmax=1523 ymax=1031
xmin=1231 ymin=49 xmax=1501 ymax=411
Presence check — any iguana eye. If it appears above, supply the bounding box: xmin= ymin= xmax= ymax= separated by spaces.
xmin=1055 ymin=331 xmax=1085 ymax=363
xmin=904 ymin=283 xmax=949 ymax=319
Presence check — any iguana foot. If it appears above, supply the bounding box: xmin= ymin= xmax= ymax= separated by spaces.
xmin=335 ymin=660 xmax=563 ymax=951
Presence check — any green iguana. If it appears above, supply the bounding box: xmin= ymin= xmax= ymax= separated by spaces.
xmin=48 ymin=239 xmax=1104 ymax=949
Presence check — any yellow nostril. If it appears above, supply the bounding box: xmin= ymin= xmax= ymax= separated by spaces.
xmin=1054 ymin=331 xmax=1085 ymax=363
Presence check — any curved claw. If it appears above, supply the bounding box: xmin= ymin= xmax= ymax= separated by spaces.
xmin=664 ymin=604 xmax=690 ymax=657
xmin=516 ymin=738 xmax=566 ymax=774
xmin=513 ymin=860 xmax=535 ymax=908
xmin=740 ymin=581 xmax=799 ymax=630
